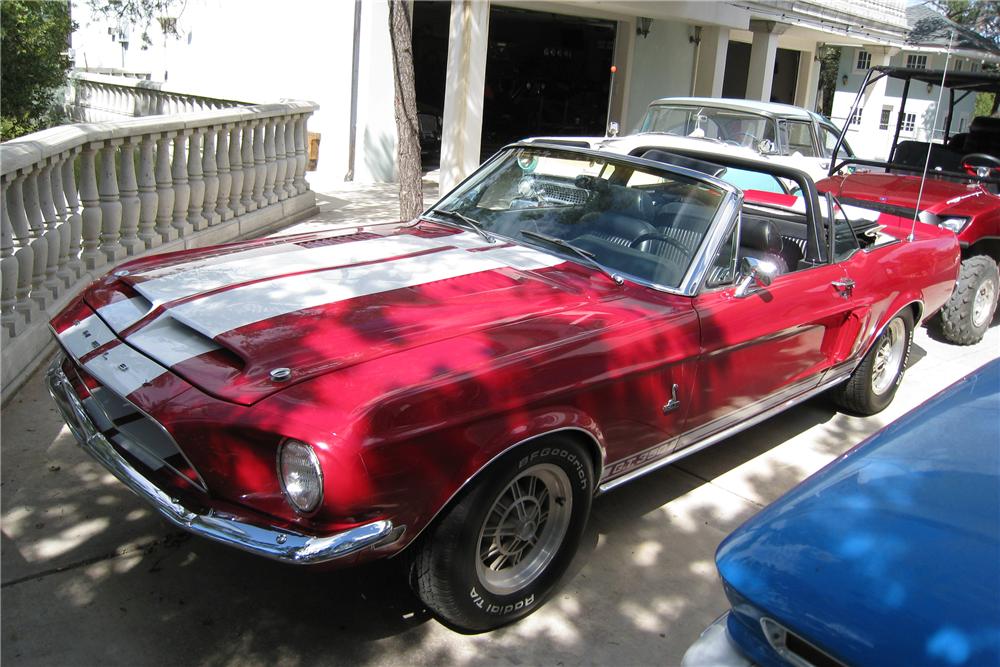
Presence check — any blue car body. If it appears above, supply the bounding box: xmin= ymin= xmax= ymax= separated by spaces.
xmin=690 ymin=358 xmax=1000 ymax=667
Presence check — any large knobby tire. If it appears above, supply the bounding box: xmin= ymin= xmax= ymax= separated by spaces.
xmin=412 ymin=436 xmax=593 ymax=633
xmin=834 ymin=309 xmax=914 ymax=416
xmin=939 ymin=256 xmax=999 ymax=345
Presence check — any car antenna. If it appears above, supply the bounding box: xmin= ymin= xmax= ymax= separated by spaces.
xmin=909 ymin=31 xmax=954 ymax=242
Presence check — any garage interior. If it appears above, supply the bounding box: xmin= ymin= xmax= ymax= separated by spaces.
xmin=413 ymin=4 xmax=616 ymax=166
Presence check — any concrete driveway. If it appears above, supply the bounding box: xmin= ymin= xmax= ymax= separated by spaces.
xmin=2 ymin=181 xmax=998 ymax=664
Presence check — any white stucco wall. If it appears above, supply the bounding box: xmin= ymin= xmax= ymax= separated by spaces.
xmin=623 ymin=21 xmax=697 ymax=132
xmin=831 ymin=48 xmax=979 ymax=160
xmin=70 ymin=0 xmax=399 ymax=182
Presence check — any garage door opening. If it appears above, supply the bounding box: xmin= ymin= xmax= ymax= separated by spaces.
xmin=413 ymin=4 xmax=616 ymax=168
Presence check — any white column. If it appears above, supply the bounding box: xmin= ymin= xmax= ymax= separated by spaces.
xmin=747 ymin=24 xmax=780 ymax=102
xmin=795 ymin=50 xmax=821 ymax=111
xmin=693 ymin=26 xmax=730 ymax=98
xmin=440 ymin=0 xmax=491 ymax=193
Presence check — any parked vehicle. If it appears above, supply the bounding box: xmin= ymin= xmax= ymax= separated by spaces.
xmin=48 ymin=143 xmax=958 ymax=632
xmin=531 ymin=97 xmax=857 ymax=183
xmin=682 ymin=357 xmax=1000 ymax=667
xmin=818 ymin=66 xmax=1000 ymax=345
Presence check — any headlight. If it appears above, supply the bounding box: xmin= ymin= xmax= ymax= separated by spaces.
xmin=939 ymin=216 xmax=971 ymax=234
xmin=277 ymin=440 xmax=323 ymax=513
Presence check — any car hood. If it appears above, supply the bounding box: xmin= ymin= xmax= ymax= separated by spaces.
xmin=81 ymin=225 xmax=614 ymax=405
xmin=818 ymin=172 xmax=996 ymax=218
xmin=716 ymin=359 xmax=1000 ymax=666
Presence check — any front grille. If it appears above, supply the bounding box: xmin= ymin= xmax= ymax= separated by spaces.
xmin=64 ymin=359 xmax=206 ymax=492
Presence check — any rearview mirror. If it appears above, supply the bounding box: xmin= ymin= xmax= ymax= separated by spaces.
xmin=735 ymin=256 xmax=778 ymax=298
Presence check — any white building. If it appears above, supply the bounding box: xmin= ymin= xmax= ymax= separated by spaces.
xmin=830 ymin=3 xmax=1000 ymax=161
xmin=69 ymin=0 xmax=997 ymax=189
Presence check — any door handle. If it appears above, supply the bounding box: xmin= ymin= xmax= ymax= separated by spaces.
xmin=832 ymin=278 xmax=855 ymax=297
xmin=662 ymin=384 xmax=681 ymax=414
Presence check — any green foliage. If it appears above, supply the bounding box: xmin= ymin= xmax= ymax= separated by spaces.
xmin=0 ymin=0 xmax=76 ymax=140
xmin=817 ymin=46 xmax=842 ymax=117
xmin=930 ymin=0 xmax=1000 ymax=44
xmin=86 ymin=0 xmax=181 ymax=50
xmin=974 ymin=92 xmax=996 ymax=117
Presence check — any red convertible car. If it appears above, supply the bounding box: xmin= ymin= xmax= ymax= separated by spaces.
xmin=48 ymin=144 xmax=958 ymax=632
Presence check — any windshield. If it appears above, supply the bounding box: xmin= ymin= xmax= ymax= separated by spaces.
xmin=429 ymin=147 xmax=729 ymax=289
xmin=635 ymin=105 xmax=778 ymax=152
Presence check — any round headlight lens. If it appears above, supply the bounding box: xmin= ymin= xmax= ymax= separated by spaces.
xmin=278 ymin=441 xmax=323 ymax=513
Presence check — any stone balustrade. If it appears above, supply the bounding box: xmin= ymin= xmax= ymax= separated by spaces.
xmin=68 ymin=71 xmax=252 ymax=122
xmin=1 ymin=97 xmax=319 ymax=401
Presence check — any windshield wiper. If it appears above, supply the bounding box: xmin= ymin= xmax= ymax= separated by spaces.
xmin=520 ymin=231 xmax=624 ymax=286
xmin=428 ymin=208 xmax=495 ymax=243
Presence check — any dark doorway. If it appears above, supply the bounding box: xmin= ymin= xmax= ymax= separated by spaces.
xmin=412 ymin=4 xmax=616 ymax=167
xmin=721 ymin=42 xmax=800 ymax=103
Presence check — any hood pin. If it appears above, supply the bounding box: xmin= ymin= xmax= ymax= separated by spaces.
xmin=270 ymin=368 xmax=292 ymax=382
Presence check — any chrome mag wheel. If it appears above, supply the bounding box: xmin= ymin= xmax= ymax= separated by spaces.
xmin=872 ymin=318 xmax=907 ymax=395
xmin=475 ymin=463 xmax=573 ymax=596
xmin=972 ymin=278 xmax=997 ymax=328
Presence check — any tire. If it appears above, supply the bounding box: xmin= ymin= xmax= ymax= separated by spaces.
xmin=834 ymin=309 xmax=914 ymax=416
xmin=411 ymin=436 xmax=593 ymax=633
xmin=939 ymin=256 xmax=999 ymax=345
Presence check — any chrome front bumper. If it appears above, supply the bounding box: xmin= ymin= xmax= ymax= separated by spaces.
xmin=46 ymin=357 xmax=393 ymax=565
xmin=681 ymin=613 xmax=755 ymax=667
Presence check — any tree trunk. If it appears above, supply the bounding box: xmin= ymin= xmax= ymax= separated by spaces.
xmin=389 ymin=0 xmax=423 ymax=221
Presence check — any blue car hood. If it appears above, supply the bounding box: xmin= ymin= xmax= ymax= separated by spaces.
xmin=717 ymin=360 xmax=1000 ymax=667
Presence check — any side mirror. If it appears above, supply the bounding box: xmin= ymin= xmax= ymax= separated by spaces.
xmin=608 ymin=121 xmax=620 ymax=137
xmin=757 ymin=139 xmax=777 ymax=155
xmin=735 ymin=256 xmax=778 ymax=298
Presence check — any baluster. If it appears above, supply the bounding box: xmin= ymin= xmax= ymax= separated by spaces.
xmin=263 ymin=120 xmax=278 ymax=205
xmin=201 ymin=128 xmax=221 ymax=226
xmin=1 ymin=180 xmax=23 ymax=336
xmin=273 ymin=118 xmax=288 ymax=202
xmin=137 ymin=135 xmax=160 ymax=248
xmin=282 ymin=117 xmax=296 ymax=199
xmin=22 ymin=170 xmax=54 ymax=307
xmin=49 ymin=155 xmax=74 ymax=288
xmin=293 ymin=116 xmax=308 ymax=193
xmin=215 ymin=126 xmax=233 ymax=221
xmin=98 ymin=141 xmax=125 ymax=262
xmin=252 ymin=121 xmax=267 ymax=209
xmin=79 ymin=145 xmax=104 ymax=271
xmin=119 ymin=137 xmax=143 ymax=255
xmin=171 ymin=131 xmax=192 ymax=236
xmin=228 ymin=125 xmax=245 ymax=217
xmin=154 ymin=134 xmax=178 ymax=242
xmin=5 ymin=175 xmax=38 ymax=326
xmin=240 ymin=122 xmax=257 ymax=212
xmin=62 ymin=150 xmax=84 ymax=280
xmin=186 ymin=129 xmax=207 ymax=231
xmin=36 ymin=161 xmax=64 ymax=299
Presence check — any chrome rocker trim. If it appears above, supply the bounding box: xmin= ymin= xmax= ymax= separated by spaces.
xmin=46 ymin=357 xmax=393 ymax=565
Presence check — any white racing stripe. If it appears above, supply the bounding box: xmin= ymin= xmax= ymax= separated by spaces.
xmin=84 ymin=343 xmax=168 ymax=397
xmin=126 ymin=315 xmax=221 ymax=368
xmin=133 ymin=233 xmax=490 ymax=304
xmin=168 ymin=245 xmax=563 ymax=339
xmin=98 ymin=296 xmax=153 ymax=332
xmin=58 ymin=314 xmax=117 ymax=360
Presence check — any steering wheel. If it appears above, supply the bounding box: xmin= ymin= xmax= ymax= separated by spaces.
xmin=630 ymin=232 xmax=691 ymax=256
xmin=726 ymin=131 xmax=759 ymax=147
xmin=961 ymin=153 xmax=1000 ymax=182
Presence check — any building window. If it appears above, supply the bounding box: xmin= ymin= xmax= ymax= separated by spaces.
xmin=880 ymin=107 xmax=892 ymax=131
xmin=959 ymin=117 xmax=966 ymax=132
xmin=971 ymin=62 xmax=980 ymax=72
xmin=954 ymin=60 xmax=964 ymax=72
xmin=907 ymin=54 xmax=928 ymax=69
xmin=855 ymin=49 xmax=872 ymax=71
xmin=902 ymin=113 xmax=916 ymax=133
xmin=851 ymin=107 xmax=864 ymax=127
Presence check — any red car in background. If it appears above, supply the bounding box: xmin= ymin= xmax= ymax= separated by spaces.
xmin=818 ymin=66 xmax=1000 ymax=344
xmin=48 ymin=144 xmax=958 ymax=632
